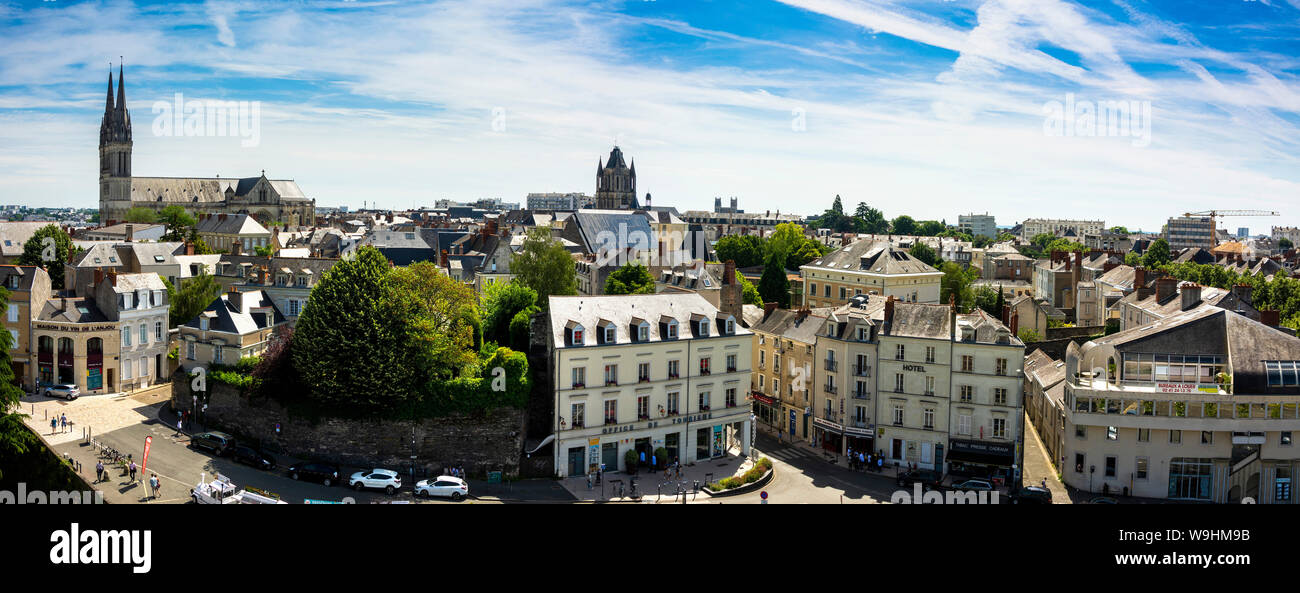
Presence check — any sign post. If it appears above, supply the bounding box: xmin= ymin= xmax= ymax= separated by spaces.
xmin=760 ymin=490 xmax=768 ymax=505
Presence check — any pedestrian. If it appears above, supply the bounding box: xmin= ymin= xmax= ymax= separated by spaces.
xmin=1041 ymin=478 xmax=1047 ymax=489
xmin=149 ymin=474 xmax=160 ymax=499
xmin=61 ymin=413 xmax=68 ymax=433
xmin=597 ymin=465 xmax=603 ymax=484
xmin=175 ymin=418 xmax=182 ymax=436
xmin=50 ymin=417 xmax=57 ymax=434
xmin=876 ymin=457 xmax=883 ymax=472
xmin=129 ymin=461 xmax=137 ymax=482
xmin=587 ymin=472 xmax=593 ymax=490
xmin=95 ymin=461 xmax=104 ymax=483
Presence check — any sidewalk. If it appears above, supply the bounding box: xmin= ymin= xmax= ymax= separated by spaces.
xmin=21 ymin=384 xmax=172 ymax=446
xmin=755 ymin=422 xmax=906 ymax=481
xmin=556 ymin=445 xmax=755 ymax=503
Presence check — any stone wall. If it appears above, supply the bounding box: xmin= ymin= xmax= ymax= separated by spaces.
xmin=1045 ymin=325 xmax=1106 ymax=340
xmin=172 ymin=374 xmax=527 ymax=477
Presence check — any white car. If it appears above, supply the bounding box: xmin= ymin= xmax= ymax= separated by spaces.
xmin=415 ymin=476 xmax=469 ymax=501
xmin=349 ymin=468 xmax=402 ymax=494
xmin=44 ymin=384 xmax=79 ymax=401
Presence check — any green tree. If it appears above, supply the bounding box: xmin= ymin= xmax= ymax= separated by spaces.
xmin=915 ymin=220 xmax=946 ymax=237
xmin=481 ymin=281 xmax=539 ymax=347
xmin=973 ymin=285 xmax=1000 ymax=317
xmin=908 ymin=241 xmax=941 ymax=268
xmin=787 ymin=240 xmax=828 ymax=270
xmin=1017 ymin=328 xmax=1042 ymax=343
xmin=1280 ymin=238 xmax=1294 ymax=251
xmin=124 ymin=207 xmax=157 ymax=224
xmin=854 ymin=202 xmax=889 ymax=234
xmin=0 ymin=287 xmax=36 ymax=481
xmin=767 ymin=223 xmax=807 ymax=264
xmin=511 ymin=228 xmax=577 ymax=308
xmin=604 ymin=261 xmax=656 ymax=295
xmin=830 ymin=195 xmax=844 ymax=216
xmin=939 ymin=261 xmax=978 ymax=312
xmin=758 ymin=252 xmax=790 ymax=308
xmin=254 ymin=245 xmax=274 ymax=257
xmin=713 ymin=235 xmax=766 ymax=268
xmin=157 ymin=205 xmax=197 ymax=241
xmin=1110 ymin=226 xmax=1129 ymax=235
xmin=1143 ymin=238 xmax=1171 ymax=268
xmin=736 ymin=271 xmax=762 ymax=307
xmin=384 ymin=261 xmax=480 ymax=383
xmin=1124 ymin=251 xmax=1141 ymax=266
xmin=161 ymin=272 xmax=221 ymax=328
xmin=17 ymin=224 xmax=76 ymax=290
xmin=890 ymin=215 xmax=917 ymax=236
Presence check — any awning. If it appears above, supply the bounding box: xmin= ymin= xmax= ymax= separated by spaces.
xmin=752 ymin=393 xmax=776 ymax=405
xmin=947 ymin=439 xmax=1014 ymax=466
xmin=812 ymin=417 xmax=843 ymax=434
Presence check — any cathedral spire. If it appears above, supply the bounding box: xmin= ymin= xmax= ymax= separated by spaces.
xmin=105 ymin=67 xmax=115 ymax=113
xmin=115 ymin=62 xmax=126 ymax=112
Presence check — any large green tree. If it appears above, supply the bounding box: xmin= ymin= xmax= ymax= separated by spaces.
xmin=939 ymin=261 xmax=978 ymax=312
xmin=161 ymin=273 xmax=222 ymax=328
xmin=157 ymin=205 xmax=197 ymax=242
xmin=384 ymin=261 xmax=480 ymax=384
xmin=891 ymin=215 xmax=917 ymax=236
xmin=758 ymin=252 xmax=791 ymax=308
xmin=1143 ymin=238 xmax=1172 ymax=268
xmin=605 ymin=261 xmax=656 ymax=295
xmin=736 ymin=271 xmax=762 ymax=307
xmin=511 ymin=228 xmax=577 ymax=308
xmin=124 ymin=207 xmax=158 ymax=224
xmin=854 ymin=203 xmax=889 ymax=234
xmin=713 ymin=235 xmax=766 ymax=268
xmin=481 ymin=281 xmax=539 ymax=347
xmin=908 ymin=241 xmax=941 ymax=268
xmin=17 ymin=224 xmax=76 ymax=290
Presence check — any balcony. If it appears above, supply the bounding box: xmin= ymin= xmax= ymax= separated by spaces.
xmin=604 ymin=417 xmax=617 ymax=425
xmin=638 ymin=414 xmax=650 ymax=420
xmin=605 ymin=380 xmax=619 ymax=387
xmin=699 ymin=405 xmax=711 ymax=412
xmin=572 ymin=420 xmax=585 ymax=428
xmin=639 ymin=376 xmax=651 ymax=383
xmin=571 ymin=382 xmax=585 ymax=389
xmin=824 ymin=360 xmax=839 ymax=372
xmin=852 ymin=420 xmax=869 ymax=429
xmin=853 ymin=365 xmax=870 ymax=377
xmin=822 ymin=411 xmax=840 ymax=423
xmin=853 ymin=390 xmax=870 ymax=400
xmin=700 ymin=369 xmax=711 ymax=376
xmin=824 ymin=384 xmax=838 ymax=395
xmin=727 ymin=366 xmax=737 ymax=373
xmin=667 ymin=372 xmax=680 ymax=379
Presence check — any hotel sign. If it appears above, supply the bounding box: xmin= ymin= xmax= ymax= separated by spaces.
xmin=902 ymin=364 xmax=927 ymax=372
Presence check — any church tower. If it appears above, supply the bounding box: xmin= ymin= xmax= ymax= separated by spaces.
xmin=595 ymin=146 xmax=639 ymax=210
xmin=99 ymin=64 xmax=133 ymax=223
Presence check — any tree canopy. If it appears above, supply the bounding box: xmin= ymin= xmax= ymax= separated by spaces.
xmin=0 ymin=287 xmax=36 ymax=481
xmin=158 ymin=205 xmax=197 ymax=242
xmin=1143 ymin=238 xmax=1171 ymax=268
xmin=939 ymin=261 xmax=979 ymax=313
xmin=604 ymin=261 xmax=656 ymax=295
xmin=908 ymin=241 xmax=941 ymax=268
xmin=17 ymin=224 xmax=77 ymax=290
xmin=511 ymin=228 xmax=577 ymax=308
xmin=124 ymin=207 xmax=157 ymax=223
xmin=713 ymin=234 xmax=766 ymax=268
xmin=481 ymin=281 xmax=539 ymax=348
xmin=758 ymin=252 xmax=790 ymax=308
xmin=161 ymin=272 xmax=222 ymax=328
xmin=890 ymin=215 xmax=918 ymax=236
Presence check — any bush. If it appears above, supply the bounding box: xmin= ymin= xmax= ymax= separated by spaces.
xmin=624 ymin=449 xmax=638 ymax=473
xmin=653 ymin=447 xmax=668 ymax=469
xmin=708 ymin=457 xmax=772 ymax=491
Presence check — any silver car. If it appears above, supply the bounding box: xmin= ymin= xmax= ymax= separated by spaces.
xmin=44 ymin=384 xmax=79 ymax=401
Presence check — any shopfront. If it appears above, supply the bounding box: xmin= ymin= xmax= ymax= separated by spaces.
xmin=947 ymin=438 xmax=1015 ymax=482
xmin=845 ymin=425 xmax=874 ymax=459
xmin=752 ymin=393 xmax=778 ymax=428
xmin=813 ymin=417 xmax=843 ymax=454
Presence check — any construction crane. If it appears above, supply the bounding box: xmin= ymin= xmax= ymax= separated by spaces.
xmin=1181 ymin=210 xmax=1280 ymax=246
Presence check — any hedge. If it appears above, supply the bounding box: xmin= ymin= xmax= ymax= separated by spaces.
xmin=708 ymin=457 xmax=772 ymax=491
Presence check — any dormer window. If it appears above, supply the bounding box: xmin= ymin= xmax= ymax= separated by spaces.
xmin=666 ymin=321 xmax=678 ymax=339
xmin=697 ymin=319 xmax=710 ymax=337
xmin=569 ymin=324 xmax=585 ymax=346
xmin=637 ymin=323 xmax=649 ymax=342
xmin=604 ymin=326 xmax=616 ymax=344
xmin=962 ymin=328 xmax=976 ymax=342
xmin=199 ymin=318 xmax=209 ymax=331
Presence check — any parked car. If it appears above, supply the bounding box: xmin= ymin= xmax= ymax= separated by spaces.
xmin=415 ymin=476 xmax=469 ymax=501
xmin=288 ymin=462 xmax=341 ymax=487
xmin=1011 ymin=486 xmax=1053 ymax=504
xmin=190 ymin=431 xmax=236 ymax=456
xmin=1088 ymin=496 xmax=1118 ymax=504
xmin=950 ymin=479 xmax=995 ymax=492
xmin=232 ymin=445 xmax=277 ymax=471
xmin=349 ymin=468 xmax=402 ymax=494
xmin=896 ymin=469 xmax=943 ymax=490
xmin=44 ymin=384 xmax=79 ymax=401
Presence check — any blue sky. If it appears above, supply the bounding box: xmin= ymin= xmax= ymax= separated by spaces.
xmin=1 ymin=0 xmax=1299 ymax=232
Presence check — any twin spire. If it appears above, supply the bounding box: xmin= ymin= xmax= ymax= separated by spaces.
xmin=105 ymin=63 xmax=125 ymax=112
xmin=100 ymin=62 xmax=131 ymax=145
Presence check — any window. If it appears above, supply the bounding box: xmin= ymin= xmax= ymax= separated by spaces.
xmin=186 ymin=341 xmax=195 ymax=360
xmin=823 ymin=285 xmax=830 ymax=297
xmin=571 ymin=367 xmax=585 ymax=388
xmin=1201 ymin=431 xmax=1213 ymax=445
xmin=214 ymin=345 xmax=224 ymax=365
xmin=604 ymin=326 xmax=616 ymax=344
xmin=809 ymin=283 xmax=817 ymax=297
xmin=636 ymin=363 xmax=650 ymax=383
xmin=698 ymin=392 xmax=711 ymax=411
xmin=122 ymin=327 xmax=131 ymax=347
xmin=668 ymin=360 xmax=679 ymax=378
xmin=1075 ymin=425 xmax=1086 ymax=439
xmin=1105 ymin=456 xmax=1117 ymax=478
xmin=958 ymin=385 xmax=972 ymax=402
xmin=1138 ymin=428 xmax=1150 ymax=442
xmin=895 ymin=344 xmax=905 ymax=360
xmin=924 ymin=375 xmax=934 ymax=396
xmin=892 ymin=404 xmax=904 ymax=426
xmin=958 ymin=413 xmax=971 ymax=435
xmin=726 ymin=388 xmax=737 ymax=408
xmin=894 ymin=373 xmax=904 ymax=393
xmin=996 ymin=358 xmax=1008 ymax=376
xmin=140 ymin=358 xmax=148 ymax=378
xmin=1106 ymin=426 xmax=1117 ymax=441
xmin=6 ymin=304 xmax=15 ymax=323
xmin=571 ymin=403 xmax=585 ymax=428
xmin=925 ymin=346 xmax=935 ymax=363
xmin=726 ymin=319 xmax=735 ymax=335
xmin=961 ymin=355 xmax=973 ymax=372
xmin=666 ymin=322 xmax=678 ymax=339
xmin=1283 ymin=432 xmax=1293 ymax=446
xmin=993 ymin=417 xmax=1006 ymax=438
xmin=697 ymin=319 xmax=709 ymax=337
xmin=1265 ymin=361 xmax=1300 ymax=386
xmin=726 ymin=354 xmax=737 ymax=372
xmin=839 ymin=287 xmax=847 ymax=300
xmin=139 ymin=324 xmax=147 ymax=345
xmin=288 ymin=299 xmax=301 ymax=316
xmin=774 ymin=378 xmax=780 ymax=395
xmin=637 ymin=396 xmax=649 ymax=420
xmin=758 ymin=375 xmax=765 ymax=389
xmin=994 ymin=388 xmax=1007 ymax=405
xmin=155 ymin=322 xmax=163 ymax=341
xmin=699 ymin=358 xmax=710 ymax=375
xmin=1170 ymin=430 xmax=1182 ymax=444
xmin=122 ymin=359 xmax=132 ymax=379
xmin=759 ymin=350 xmax=765 ymax=367
xmin=603 ymin=400 xmax=617 ymax=425
xmin=923 ymin=407 xmax=934 ymax=429
xmin=638 ymin=324 xmax=648 ymax=342
xmin=571 ymin=327 xmax=584 ymax=345
xmin=604 ymin=364 xmax=618 ymax=386
xmin=1074 ymin=453 xmax=1085 ymax=473
xmin=1136 ymin=457 xmax=1149 ymax=480
xmin=667 ymin=392 xmax=679 ymax=415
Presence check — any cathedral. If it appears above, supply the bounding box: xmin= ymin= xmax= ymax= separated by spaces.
xmin=594 ymin=146 xmax=641 ymax=210
xmin=97 ymin=66 xmax=315 ymax=226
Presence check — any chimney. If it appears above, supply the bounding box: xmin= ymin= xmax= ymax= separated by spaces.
xmin=1134 ymin=267 xmax=1148 ymax=296
xmin=1155 ymin=277 xmax=1178 ymax=302
xmin=232 ymin=242 xmax=242 ymax=256
xmin=1103 ymin=261 xmax=1117 ymax=274
xmin=125 ymin=224 xmax=134 ymax=243
xmin=1009 ymin=310 xmax=1019 ymax=336
xmin=94 ymin=268 xmax=104 ymax=287
xmin=1233 ymin=283 xmax=1253 ymax=306
xmin=219 ymin=213 xmax=227 ymax=222
xmin=723 ymin=261 xmax=735 ymax=285
xmin=440 ymin=250 xmax=449 ymax=268
xmin=227 ymin=286 xmax=242 ymax=313
xmin=1179 ymin=283 xmax=1202 ymax=311
xmin=1261 ymin=309 xmax=1281 ymax=327
xmin=763 ymin=302 xmax=778 ymax=319
xmin=884 ymin=295 xmax=896 ymax=335
xmin=185 ymin=241 xmax=195 ymax=256
xmin=797 ymin=308 xmax=810 ymax=321
xmin=1001 ymin=303 xmax=1010 ymax=326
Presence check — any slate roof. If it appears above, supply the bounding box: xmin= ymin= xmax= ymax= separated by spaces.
xmin=0 ymin=222 xmax=52 ymax=258
xmin=563 ymin=210 xmax=655 ymax=256
xmin=129 ymin=176 xmax=310 ymax=204
xmin=1174 ymin=247 xmax=1216 ymax=265
xmin=886 ymin=302 xmax=952 ymax=339
xmin=804 ymin=240 xmax=940 ymax=276
xmin=38 ymin=297 xmax=108 ymax=323
xmin=956 ymin=308 xmax=1022 ymax=345
xmin=752 ymin=308 xmax=834 ymax=345
xmin=196 ymin=214 xmax=270 ymax=236
xmin=548 ymin=293 xmax=746 ymax=348
xmin=183 ymin=289 xmax=285 ymax=335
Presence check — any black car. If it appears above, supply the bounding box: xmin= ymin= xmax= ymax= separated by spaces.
xmin=1011 ymin=486 xmax=1053 ymax=504
xmin=896 ymin=469 xmax=944 ymax=490
xmin=191 ymin=431 xmax=236 ymax=456
xmin=288 ymin=462 xmax=342 ymax=487
xmin=232 ymin=445 xmax=277 ymax=471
